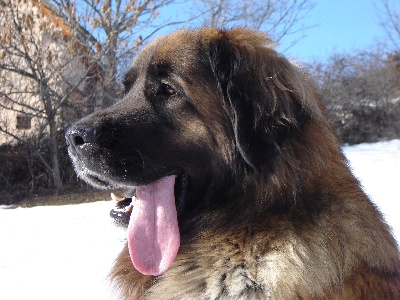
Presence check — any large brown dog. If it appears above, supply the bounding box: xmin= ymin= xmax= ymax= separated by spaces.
xmin=66 ymin=28 xmax=400 ymax=299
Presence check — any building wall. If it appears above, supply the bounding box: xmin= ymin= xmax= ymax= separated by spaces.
xmin=0 ymin=0 xmax=102 ymax=145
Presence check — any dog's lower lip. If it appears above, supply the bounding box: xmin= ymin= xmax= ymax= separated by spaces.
xmin=110 ymin=203 xmax=133 ymax=226
xmin=88 ymin=174 xmax=109 ymax=186
xmin=86 ymin=172 xmax=119 ymax=188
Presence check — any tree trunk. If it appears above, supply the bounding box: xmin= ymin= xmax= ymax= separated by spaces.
xmin=49 ymin=113 xmax=62 ymax=192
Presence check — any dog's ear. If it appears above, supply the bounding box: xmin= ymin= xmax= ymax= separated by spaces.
xmin=209 ymin=29 xmax=323 ymax=169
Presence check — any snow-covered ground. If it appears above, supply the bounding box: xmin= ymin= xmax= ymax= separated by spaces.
xmin=0 ymin=140 xmax=399 ymax=300
xmin=343 ymin=140 xmax=400 ymax=241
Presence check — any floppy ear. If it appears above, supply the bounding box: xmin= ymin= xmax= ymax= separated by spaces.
xmin=209 ymin=29 xmax=323 ymax=169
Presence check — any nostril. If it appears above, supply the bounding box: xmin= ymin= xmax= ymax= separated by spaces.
xmin=66 ymin=125 xmax=99 ymax=147
xmin=73 ymin=135 xmax=85 ymax=146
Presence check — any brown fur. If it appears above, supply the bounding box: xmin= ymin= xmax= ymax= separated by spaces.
xmin=67 ymin=28 xmax=400 ymax=299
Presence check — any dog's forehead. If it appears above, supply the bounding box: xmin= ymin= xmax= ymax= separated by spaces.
xmin=128 ymin=29 xmax=223 ymax=77
xmin=151 ymin=31 xmax=203 ymax=69
xmin=127 ymin=33 xmax=196 ymax=78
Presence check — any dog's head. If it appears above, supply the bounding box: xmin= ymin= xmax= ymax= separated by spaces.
xmin=66 ymin=28 xmax=326 ymax=188
xmin=66 ymin=28 xmax=333 ymax=276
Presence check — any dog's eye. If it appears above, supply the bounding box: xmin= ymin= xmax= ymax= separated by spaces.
xmin=160 ymin=83 xmax=176 ymax=96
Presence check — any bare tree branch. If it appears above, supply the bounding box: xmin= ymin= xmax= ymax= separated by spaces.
xmin=190 ymin=0 xmax=315 ymax=48
xmin=309 ymin=47 xmax=400 ymax=144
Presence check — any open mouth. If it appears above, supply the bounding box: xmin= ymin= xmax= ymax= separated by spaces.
xmin=109 ymin=173 xmax=188 ymax=227
xmin=109 ymin=173 xmax=188 ymax=276
xmin=109 ymin=193 xmax=134 ymax=226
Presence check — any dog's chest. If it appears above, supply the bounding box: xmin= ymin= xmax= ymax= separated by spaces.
xmin=149 ymin=259 xmax=275 ymax=299
xmin=143 ymin=228 xmax=340 ymax=300
xmin=145 ymin=236 xmax=294 ymax=299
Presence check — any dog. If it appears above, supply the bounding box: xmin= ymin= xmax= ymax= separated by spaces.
xmin=66 ymin=28 xmax=400 ymax=299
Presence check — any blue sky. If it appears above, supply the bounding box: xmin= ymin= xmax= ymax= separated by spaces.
xmin=159 ymin=0 xmax=392 ymax=63
xmin=277 ymin=0 xmax=389 ymax=61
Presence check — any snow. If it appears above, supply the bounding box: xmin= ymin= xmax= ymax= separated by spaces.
xmin=0 ymin=202 xmax=125 ymax=300
xmin=343 ymin=140 xmax=400 ymax=242
xmin=0 ymin=140 xmax=399 ymax=300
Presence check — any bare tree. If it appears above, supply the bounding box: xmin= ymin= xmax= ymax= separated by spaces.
xmin=377 ymin=0 xmax=400 ymax=50
xmin=191 ymin=0 xmax=315 ymax=47
xmin=0 ymin=0 xmax=94 ymax=191
xmin=50 ymin=0 xmax=187 ymax=108
xmin=309 ymin=48 xmax=400 ymax=144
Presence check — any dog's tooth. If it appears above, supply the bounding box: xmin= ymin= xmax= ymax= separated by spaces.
xmin=111 ymin=192 xmax=124 ymax=202
xmin=110 ymin=193 xmax=118 ymax=201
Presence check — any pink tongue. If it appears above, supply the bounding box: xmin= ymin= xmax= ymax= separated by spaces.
xmin=127 ymin=175 xmax=180 ymax=276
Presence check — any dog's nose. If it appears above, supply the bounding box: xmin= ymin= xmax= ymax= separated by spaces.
xmin=65 ymin=125 xmax=99 ymax=147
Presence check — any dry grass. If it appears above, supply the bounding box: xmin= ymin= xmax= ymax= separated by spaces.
xmin=9 ymin=188 xmax=126 ymax=208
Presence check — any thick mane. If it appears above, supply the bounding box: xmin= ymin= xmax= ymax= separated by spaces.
xmin=199 ymin=28 xmax=344 ymax=220
xmin=207 ymin=28 xmax=327 ymax=165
